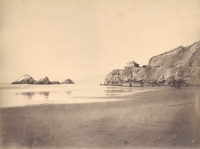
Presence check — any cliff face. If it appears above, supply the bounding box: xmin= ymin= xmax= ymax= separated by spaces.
xmin=104 ymin=41 xmax=200 ymax=87
xmin=149 ymin=41 xmax=200 ymax=68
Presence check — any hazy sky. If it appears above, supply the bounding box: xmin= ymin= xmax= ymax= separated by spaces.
xmin=0 ymin=0 xmax=200 ymax=83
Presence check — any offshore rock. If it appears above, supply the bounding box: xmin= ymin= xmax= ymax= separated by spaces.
xmin=12 ymin=75 xmax=73 ymax=85
xmin=62 ymin=79 xmax=75 ymax=84
xmin=36 ymin=76 xmax=51 ymax=84
xmin=12 ymin=74 xmax=36 ymax=84
xmin=51 ymin=81 xmax=61 ymax=84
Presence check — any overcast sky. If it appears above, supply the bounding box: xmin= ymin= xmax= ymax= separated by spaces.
xmin=0 ymin=0 xmax=200 ymax=83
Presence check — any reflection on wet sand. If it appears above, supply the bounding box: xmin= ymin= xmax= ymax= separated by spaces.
xmin=104 ymin=87 xmax=133 ymax=96
xmin=65 ymin=91 xmax=71 ymax=94
xmin=16 ymin=91 xmax=50 ymax=99
xmin=39 ymin=92 xmax=49 ymax=98
xmin=16 ymin=92 xmax=35 ymax=99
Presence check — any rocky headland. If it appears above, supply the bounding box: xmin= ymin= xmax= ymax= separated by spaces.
xmin=12 ymin=75 xmax=74 ymax=85
xmin=104 ymin=41 xmax=200 ymax=87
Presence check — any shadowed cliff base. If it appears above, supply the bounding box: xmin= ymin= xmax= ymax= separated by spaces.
xmin=0 ymin=87 xmax=200 ymax=149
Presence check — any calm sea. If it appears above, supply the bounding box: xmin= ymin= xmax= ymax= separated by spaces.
xmin=0 ymin=84 xmax=152 ymax=108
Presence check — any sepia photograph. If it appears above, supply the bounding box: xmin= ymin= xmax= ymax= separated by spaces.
xmin=0 ymin=0 xmax=200 ymax=149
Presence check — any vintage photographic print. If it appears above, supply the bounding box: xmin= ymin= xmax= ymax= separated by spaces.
xmin=0 ymin=0 xmax=200 ymax=149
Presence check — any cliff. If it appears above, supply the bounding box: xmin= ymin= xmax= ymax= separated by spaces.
xmin=149 ymin=41 xmax=200 ymax=68
xmin=104 ymin=41 xmax=200 ymax=87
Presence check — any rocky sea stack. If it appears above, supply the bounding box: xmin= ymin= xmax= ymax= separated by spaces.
xmin=62 ymin=79 xmax=75 ymax=84
xmin=12 ymin=74 xmax=36 ymax=84
xmin=104 ymin=41 xmax=200 ymax=87
xmin=12 ymin=75 xmax=74 ymax=85
xmin=36 ymin=76 xmax=52 ymax=84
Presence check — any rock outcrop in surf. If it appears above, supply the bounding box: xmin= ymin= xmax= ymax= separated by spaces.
xmin=12 ymin=75 xmax=74 ymax=85
xmin=62 ymin=79 xmax=75 ymax=84
xmin=104 ymin=41 xmax=200 ymax=87
xmin=12 ymin=74 xmax=36 ymax=84
xmin=36 ymin=76 xmax=51 ymax=84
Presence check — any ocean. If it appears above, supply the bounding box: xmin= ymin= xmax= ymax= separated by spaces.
xmin=0 ymin=84 xmax=152 ymax=108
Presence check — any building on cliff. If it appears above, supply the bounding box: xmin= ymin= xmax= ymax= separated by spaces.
xmin=125 ymin=61 xmax=139 ymax=68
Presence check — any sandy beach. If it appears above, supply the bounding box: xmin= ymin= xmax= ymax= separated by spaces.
xmin=0 ymin=87 xmax=200 ymax=149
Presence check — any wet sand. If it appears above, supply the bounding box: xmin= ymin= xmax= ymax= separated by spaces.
xmin=0 ymin=87 xmax=200 ymax=149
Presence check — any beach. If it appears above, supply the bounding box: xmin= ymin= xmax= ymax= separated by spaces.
xmin=0 ymin=87 xmax=200 ymax=149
